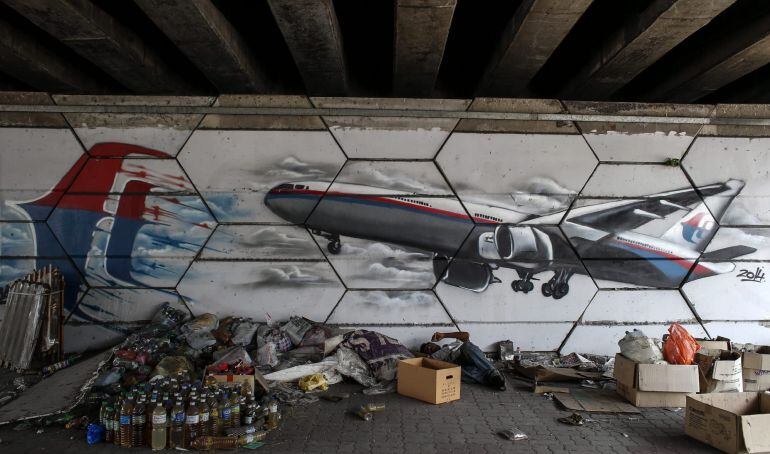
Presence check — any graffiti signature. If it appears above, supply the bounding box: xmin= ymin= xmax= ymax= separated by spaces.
xmin=737 ymin=267 xmax=766 ymax=283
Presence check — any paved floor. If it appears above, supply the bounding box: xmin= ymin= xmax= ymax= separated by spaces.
xmin=0 ymin=375 xmax=718 ymax=453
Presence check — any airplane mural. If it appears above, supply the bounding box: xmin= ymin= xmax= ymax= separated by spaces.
xmin=265 ymin=179 xmax=753 ymax=298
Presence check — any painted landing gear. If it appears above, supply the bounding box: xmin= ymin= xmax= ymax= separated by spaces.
xmin=327 ymin=237 xmax=341 ymax=254
xmin=511 ymin=271 xmax=536 ymax=293
xmin=311 ymin=230 xmax=342 ymax=255
xmin=541 ymin=269 xmax=573 ymax=299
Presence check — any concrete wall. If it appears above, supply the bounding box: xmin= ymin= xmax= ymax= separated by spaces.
xmin=2 ymin=94 xmax=770 ymax=355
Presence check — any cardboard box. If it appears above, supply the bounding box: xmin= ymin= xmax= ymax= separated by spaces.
xmin=743 ymin=346 xmax=770 ymax=371
xmin=614 ymin=354 xmax=699 ymax=407
xmin=696 ymin=350 xmax=743 ymax=393
xmin=685 ymin=392 xmax=770 ymax=453
xmin=211 ymin=373 xmax=255 ymax=393
xmin=397 ymin=357 xmax=460 ymax=404
xmin=743 ymin=368 xmax=770 ymax=392
xmin=697 ymin=339 xmax=731 ymax=351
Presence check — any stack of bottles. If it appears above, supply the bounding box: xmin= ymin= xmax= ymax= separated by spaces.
xmin=98 ymin=373 xmax=279 ymax=450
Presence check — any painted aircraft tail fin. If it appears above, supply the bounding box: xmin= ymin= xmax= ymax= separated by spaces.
xmin=660 ymin=203 xmax=717 ymax=251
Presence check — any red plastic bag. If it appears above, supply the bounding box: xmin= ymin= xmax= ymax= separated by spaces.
xmin=663 ymin=323 xmax=700 ymax=365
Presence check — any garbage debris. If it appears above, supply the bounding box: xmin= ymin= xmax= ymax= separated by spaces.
xmin=498 ymin=428 xmax=529 ymax=441
xmin=498 ymin=340 xmax=515 ymax=361
xmin=662 ymin=323 xmax=700 ymax=365
xmin=557 ymin=412 xmax=585 ymax=426
xmin=618 ymin=329 xmax=665 ymax=364
xmin=298 ymin=373 xmax=328 ymax=392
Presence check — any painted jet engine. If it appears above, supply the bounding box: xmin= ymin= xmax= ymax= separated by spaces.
xmin=265 ymin=179 xmax=753 ymax=299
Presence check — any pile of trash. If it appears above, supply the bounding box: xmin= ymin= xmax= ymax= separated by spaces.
xmin=78 ymin=303 xmax=415 ymax=449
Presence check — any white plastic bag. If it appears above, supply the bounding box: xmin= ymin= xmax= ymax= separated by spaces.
xmin=618 ymin=329 xmax=664 ymax=364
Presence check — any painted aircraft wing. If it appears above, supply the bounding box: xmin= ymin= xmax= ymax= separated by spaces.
xmin=565 ymin=182 xmax=733 ymax=233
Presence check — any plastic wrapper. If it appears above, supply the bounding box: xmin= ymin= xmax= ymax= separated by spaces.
xmin=232 ymin=320 xmax=260 ymax=346
xmin=151 ymin=356 xmax=194 ymax=380
xmin=263 ymin=328 xmax=293 ymax=353
xmin=257 ymin=343 xmax=279 ymax=367
xmin=334 ymin=346 xmax=377 ymax=387
xmin=181 ymin=313 xmax=218 ymax=334
xmin=362 ymin=381 xmax=396 ymax=395
xmin=284 ymin=345 xmax=324 ymax=363
xmin=86 ymin=423 xmax=104 ymax=445
xmin=618 ymin=329 xmax=665 ymax=364
xmin=299 ymin=325 xmax=332 ymax=347
xmin=93 ymin=367 xmax=124 ymax=387
xmin=498 ymin=340 xmax=515 ymax=361
xmin=263 ymin=359 xmax=341 ymax=384
xmin=663 ymin=323 xmax=700 ymax=365
xmin=280 ymin=317 xmax=313 ymax=346
xmin=298 ymin=373 xmax=328 ymax=392
xmin=149 ymin=302 xmax=187 ymax=330
xmin=212 ymin=346 xmax=253 ymax=367
xmin=186 ymin=330 xmax=218 ymax=350
xmin=499 ymin=428 xmax=528 ymax=441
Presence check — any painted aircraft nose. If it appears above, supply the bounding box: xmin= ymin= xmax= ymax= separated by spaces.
xmin=264 ymin=183 xmax=310 ymax=224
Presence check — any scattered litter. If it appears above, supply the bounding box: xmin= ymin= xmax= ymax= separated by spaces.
xmin=622 ymin=432 xmax=629 ymax=438
xmin=298 ymin=374 xmax=328 ymax=392
xmin=35 ymin=428 xmax=44 ymax=434
xmin=498 ymin=340 xmax=515 ymax=361
xmin=320 ymin=393 xmax=349 ymax=402
xmin=13 ymin=421 xmax=33 ymax=431
xmin=557 ymin=412 xmax=585 ymax=426
xmin=555 ymin=389 xmax=640 ymax=414
xmin=498 ymin=428 xmax=529 ymax=441
xmin=362 ymin=381 xmax=397 ymax=395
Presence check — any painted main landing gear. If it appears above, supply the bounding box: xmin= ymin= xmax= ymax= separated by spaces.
xmin=541 ymin=269 xmax=573 ymax=299
xmin=511 ymin=271 xmax=535 ymax=293
xmin=311 ymin=229 xmax=342 ymax=255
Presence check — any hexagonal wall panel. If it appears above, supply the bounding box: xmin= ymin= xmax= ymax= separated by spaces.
xmin=312 ymin=98 xmax=470 ymax=159
xmin=327 ymin=290 xmax=452 ymax=324
xmin=201 ymin=224 xmax=324 ymax=260
xmin=1 ymin=128 xmax=86 ymax=221
xmin=53 ymin=95 xmax=214 ymax=157
xmin=437 ymin=133 xmax=597 ymax=224
xmin=456 ymin=322 xmax=574 ymax=352
xmin=684 ymin=137 xmax=770 ymax=225
xmin=179 ymin=130 xmax=346 ymax=223
xmin=47 ymin=147 xmax=216 ymax=288
xmin=70 ymin=287 xmax=189 ymax=323
xmin=436 ymin=225 xmax=596 ymax=322
xmin=683 ymin=227 xmax=770 ymax=321
xmin=562 ymin=164 xmax=714 ymax=289
xmin=307 ymin=160 xmax=469 ymax=289
xmin=564 ymin=101 xmax=710 ymax=162
xmin=178 ymin=260 xmax=345 ymax=321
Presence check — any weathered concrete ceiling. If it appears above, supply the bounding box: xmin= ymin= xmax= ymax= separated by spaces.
xmin=1 ymin=0 xmax=770 ymax=103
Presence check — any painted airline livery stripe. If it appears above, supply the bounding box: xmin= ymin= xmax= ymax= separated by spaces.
xmin=267 ymin=188 xmax=499 ymax=224
xmin=612 ymin=239 xmax=713 ymax=279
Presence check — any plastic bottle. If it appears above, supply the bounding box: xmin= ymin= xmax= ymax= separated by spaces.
xmin=220 ymin=393 xmax=232 ymax=430
xmin=133 ymin=396 xmax=146 ymax=447
xmin=230 ymin=389 xmax=241 ymax=428
xmin=265 ymin=399 xmax=280 ymax=430
xmin=104 ymin=403 xmax=115 ymax=443
xmin=185 ymin=397 xmax=200 ymax=448
xmin=191 ymin=436 xmax=238 ymax=451
xmin=150 ymin=397 xmax=168 ymax=451
xmin=198 ymin=393 xmax=210 ymax=436
xmin=208 ymin=392 xmax=221 ymax=436
xmin=242 ymin=401 xmax=255 ymax=427
xmin=146 ymin=393 xmax=158 ymax=444
xmin=113 ymin=395 xmax=123 ymax=446
xmin=169 ymin=398 xmax=185 ymax=449
xmin=514 ymin=346 xmax=523 ymax=364
xmin=120 ymin=393 xmax=135 ymax=448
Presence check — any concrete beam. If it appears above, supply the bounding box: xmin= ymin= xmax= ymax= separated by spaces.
xmin=267 ymin=0 xmax=348 ymax=95
xmin=393 ymin=0 xmax=456 ymax=97
xmin=478 ymin=0 xmax=592 ymax=97
xmin=643 ymin=15 xmax=770 ymax=102
xmin=134 ymin=0 xmax=270 ymax=93
xmin=560 ymin=0 xmax=735 ymax=99
xmin=0 ymin=15 xmax=105 ymax=92
xmin=3 ymin=0 xmax=192 ymax=93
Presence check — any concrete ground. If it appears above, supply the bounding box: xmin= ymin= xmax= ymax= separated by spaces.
xmin=0 ymin=377 xmax=718 ymax=453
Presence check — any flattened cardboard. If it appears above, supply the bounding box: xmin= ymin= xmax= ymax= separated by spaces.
xmin=697 ymin=339 xmax=730 ymax=351
xmin=686 ymin=392 xmax=770 ymax=454
xmin=397 ymin=357 xmax=461 ymax=405
xmin=742 ymin=368 xmax=770 ymax=392
xmin=743 ymin=346 xmax=770 ymax=371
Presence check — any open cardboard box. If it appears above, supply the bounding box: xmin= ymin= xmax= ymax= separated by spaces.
xmin=614 ymin=354 xmax=699 ymax=407
xmin=743 ymin=346 xmax=770 ymax=392
xmin=696 ymin=350 xmax=743 ymax=393
xmin=397 ymin=357 xmax=460 ymax=405
xmin=686 ymin=392 xmax=770 ymax=453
